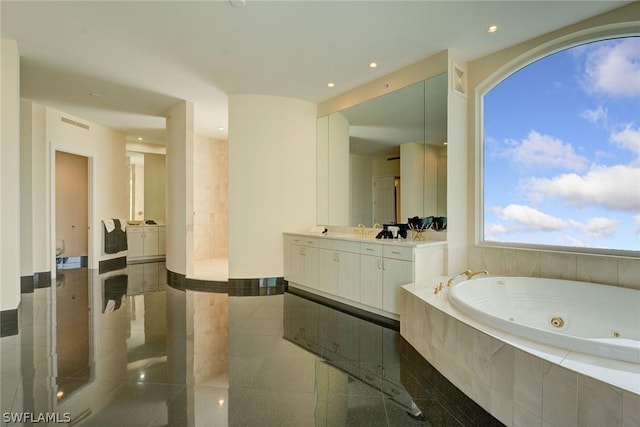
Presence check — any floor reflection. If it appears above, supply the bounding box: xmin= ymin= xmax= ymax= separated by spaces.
xmin=1 ymin=262 xmax=500 ymax=426
xmin=56 ymin=268 xmax=92 ymax=403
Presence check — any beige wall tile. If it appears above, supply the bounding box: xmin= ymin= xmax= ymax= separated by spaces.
xmin=540 ymin=252 xmax=577 ymax=280
xmin=514 ymin=403 xmax=542 ymax=427
xmin=577 ymin=375 xmax=622 ymax=427
xmin=514 ymin=348 xmax=543 ymax=417
xmin=618 ymin=258 xmax=640 ymax=290
xmin=576 ymin=255 xmax=618 ymax=286
xmin=622 ymin=390 xmax=640 ymax=427
xmin=542 ymin=362 xmax=577 ymax=426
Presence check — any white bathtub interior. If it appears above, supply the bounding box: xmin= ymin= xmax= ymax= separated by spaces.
xmin=447 ymin=276 xmax=640 ymax=363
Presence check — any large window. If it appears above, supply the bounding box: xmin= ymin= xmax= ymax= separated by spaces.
xmin=483 ymin=36 xmax=640 ymax=253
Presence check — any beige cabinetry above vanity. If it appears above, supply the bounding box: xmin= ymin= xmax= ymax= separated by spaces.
xmin=284 ymin=232 xmax=445 ymax=319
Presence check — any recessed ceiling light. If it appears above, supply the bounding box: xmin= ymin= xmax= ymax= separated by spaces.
xmin=487 ymin=25 xmax=498 ymax=33
xmin=137 ymin=137 xmax=143 ymax=141
xmin=327 ymin=82 xmax=335 ymax=88
xmin=218 ymin=127 xmax=225 ymax=131
xmin=444 ymin=142 xmax=448 ymax=145
xmin=369 ymin=62 xmax=378 ymax=68
xmin=89 ymin=92 xmax=102 ymax=97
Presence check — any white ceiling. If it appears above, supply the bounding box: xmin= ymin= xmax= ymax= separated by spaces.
xmin=0 ymin=1 xmax=631 ymax=145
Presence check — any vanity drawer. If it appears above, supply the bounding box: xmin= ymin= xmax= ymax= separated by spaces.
xmin=383 ymin=245 xmax=414 ymax=261
xmin=290 ymin=236 xmax=318 ymax=247
xmin=360 ymin=242 xmax=382 ymax=257
xmin=319 ymin=239 xmax=360 ymax=253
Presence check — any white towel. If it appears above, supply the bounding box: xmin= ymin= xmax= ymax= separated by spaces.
xmin=103 ymin=219 xmax=127 ymax=232
xmin=103 ymin=219 xmax=115 ymax=233
xmin=309 ymin=226 xmax=326 ymax=234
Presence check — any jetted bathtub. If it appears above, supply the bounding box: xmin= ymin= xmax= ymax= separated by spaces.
xmin=448 ymin=276 xmax=640 ymax=363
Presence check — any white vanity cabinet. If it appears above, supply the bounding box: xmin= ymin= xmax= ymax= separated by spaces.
xmin=288 ymin=235 xmax=319 ymax=289
xmin=318 ymin=239 xmax=360 ymax=301
xmin=381 ymin=246 xmax=414 ymax=314
xmin=127 ymin=225 xmax=166 ymax=260
xmin=284 ymin=232 xmax=445 ymax=319
xmin=360 ymin=242 xmax=384 ymax=309
xmin=359 ymin=243 xmax=414 ymax=314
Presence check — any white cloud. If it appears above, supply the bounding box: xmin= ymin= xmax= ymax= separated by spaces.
xmin=562 ymin=235 xmax=586 ymax=247
xmin=610 ymin=125 xmax=640 ymax=157
xmin=580 ymin=106 xmax=608 ymax=126
xmin=484 ymin=223 xmax=508 ymax=240
xmin=495 ymin=204 xmax=569 ymax=231
xmin=582 ymin=38 xmax=640 ymax=97
xmin=525 ymin=164 xmax=640 ymax=212
xmin=504 ymin=131 xmax=588 ymax=171
xmin=569 ymin=217 xmax=619 ymax=238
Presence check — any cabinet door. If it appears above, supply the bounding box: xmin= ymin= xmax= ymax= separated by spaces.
xmin=143 ymin=227 xmax=159 ymax=257
xmin=360 ymin=255 xmax=383 ymax=309
xmin=289 ymin=244 xmax=305 ymax=284
xmin=336 ymin=251 xmax=359 ymax=302
xmin=127 ymin=228 xmax=144 ymax=258
xmin=382 ymin=258 xmax=412 ymax=314
xmin=157 ymin=227 xmax=166 ymax=255
xmin=318 ymin=249 xmax=338 ymax=295
xmin=303 ymin=246 xmax=319 ymax=289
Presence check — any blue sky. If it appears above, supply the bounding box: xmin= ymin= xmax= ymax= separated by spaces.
xmin=483 ymin=36 xmax=640 ymax=252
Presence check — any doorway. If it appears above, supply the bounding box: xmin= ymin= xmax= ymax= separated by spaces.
xmin=55 ymin=151 xmax=89 ymax=268
xmin=53 ymin=149 xmax=93 ymax=401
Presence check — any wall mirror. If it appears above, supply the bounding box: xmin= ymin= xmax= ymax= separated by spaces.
xmin=317 ymin=73 xmax=447 ymax=227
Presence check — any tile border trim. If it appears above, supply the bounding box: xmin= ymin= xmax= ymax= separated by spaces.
xmin=166 ymin=269 xmax=285 ymax=296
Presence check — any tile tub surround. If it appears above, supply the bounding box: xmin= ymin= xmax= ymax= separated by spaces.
xmin=400 ymin=279 xmax=640 ymax=426
xmin=467 ymin=246 xmax=640 ymax=291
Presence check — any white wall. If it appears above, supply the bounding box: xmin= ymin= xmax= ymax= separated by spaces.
xmin=327 ymin=113 xmax=350 ymax=225
xmin=228 ymin=94 xmax=317 ymax=278
xmin=1 ymin=38 xmax=20 ymax=311
xmin=400 ymin=142 xmax=424 ymax=220
xmin=446 ymin=54 xmax=469 ymax=274
xmin=144 ymin=153 xmax=166 ymax=221
xmin=316 ymin=115 xmax=329 ymax=225
xmin=45 ymin=107 xmax=128 ymax=268
xmin=165 ymin=101 xmax=194 ymax=277
xmin=317 ymin=112 xmax=350 ymax=225
xmin=350 ymin=154 xmax=373 ymax=226
xmin=20 ymin=101 xmax=48 ymax=274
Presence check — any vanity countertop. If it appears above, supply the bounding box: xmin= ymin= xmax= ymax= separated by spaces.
xmin=284 ymin=230 xmax=446 ymax=248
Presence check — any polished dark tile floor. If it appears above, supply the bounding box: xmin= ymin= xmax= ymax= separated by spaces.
xmin=0 ymin=263 xmax=500 ymax=426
